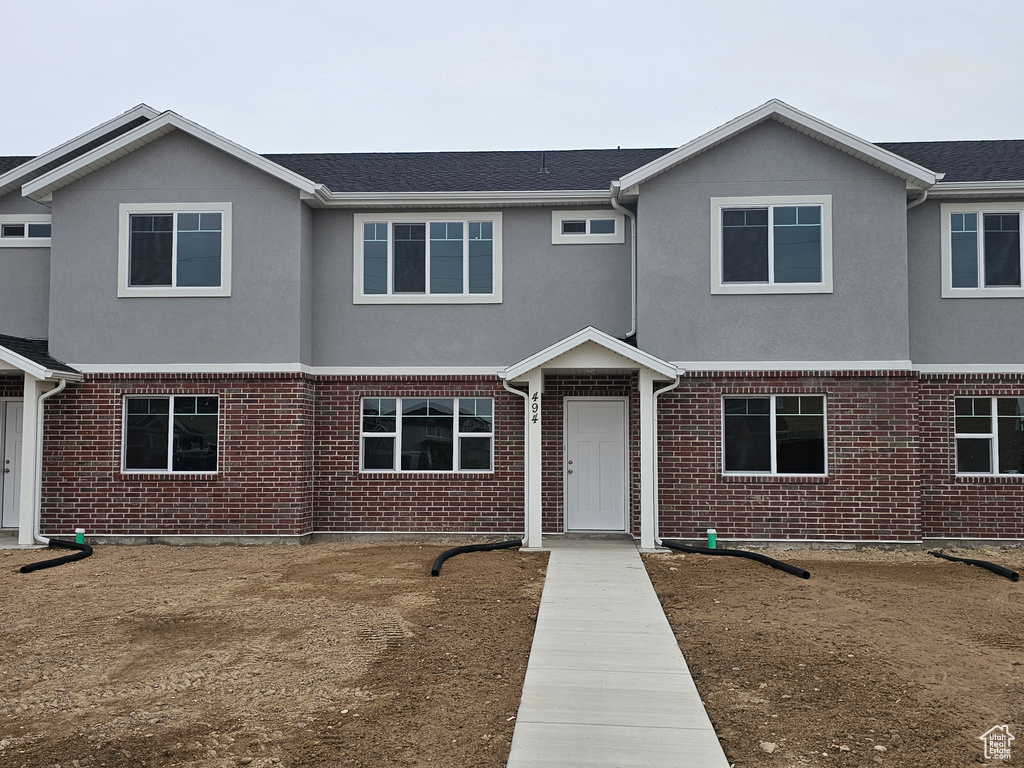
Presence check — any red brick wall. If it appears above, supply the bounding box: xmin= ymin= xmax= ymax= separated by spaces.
xmin=920 ymin=375 xmax=1024 ymax=539
xmin=0 ymin=376 xmax=22 ymax=398
xmin=41 ymin=374 xmax=314 ymax=537
xmin=656 ymin=372 xmax=922 ymax=541
xmin=313 ymin=377 xmax=525 ymax=533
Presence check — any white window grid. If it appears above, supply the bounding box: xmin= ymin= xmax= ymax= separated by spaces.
xmin=359 ymin=396 xmax=494 ymax=473
xmin=0 ymin=214 xmax=51 ymax=247
xmin=721 ymin=394 xmax=828 ymax=476
xmin=550 ymin=209 xmax=625 ymax=245
xmin=121 ymin=394 xmax=220 ymax=474
xmin=353 ymin=213 xmax=502 ymax=304
xmin=942 ymin=204 xmax=1024 ymax=298
xmin=954 ymin=396 xmax=1024 ymax=476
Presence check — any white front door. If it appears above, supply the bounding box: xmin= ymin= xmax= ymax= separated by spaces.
xmin=564 ymin=398 xmax=627 ymax=532
xmin=2 ymin=400 xmax=24 ymax=529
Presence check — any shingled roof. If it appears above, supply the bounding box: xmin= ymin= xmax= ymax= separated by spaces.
xmin=0 ymin=334 xmax=80 ymax=375
xmin=262 ymin=148 xmax=675 ymax=192
xmin=0 ymin=156 xmax=32 ymax=175
xmin=877 ymin=141 xmax=1024 ymax=183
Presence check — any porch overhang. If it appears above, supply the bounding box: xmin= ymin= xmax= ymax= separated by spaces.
xmin=499 ymin=326 xmax=676 ymax=382
xmin=0 ymin=335 xmax=82 ymax=381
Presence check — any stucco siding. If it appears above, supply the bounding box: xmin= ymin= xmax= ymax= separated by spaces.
xmin=311 ymin=206 xmax=633 ymax=367
xmin=636 ymin=120 xmax=911 ymax=364
xmin=46 ymin=130 xmax=306 ymax=365
xmin=908 ymin=198 xmax=1024 ymax=365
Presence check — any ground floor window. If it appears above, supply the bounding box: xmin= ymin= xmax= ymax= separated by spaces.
xmin=955 ymin=396 xmax=1024 ymax=475
xmin=123 ymin=395 xmax=219 ymax=473
xmin=723 ymin=395 xmax=825 ymax=475
xmin=361 ymin=397 xmax=493 ymax=472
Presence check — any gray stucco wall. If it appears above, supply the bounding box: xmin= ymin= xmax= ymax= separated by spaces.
xmin=0 ymin=192 xmax=50 ymax=337
xmin=908 ymin=198 xmax=1024 ymax=365
xmin=47 ymin=130 xmax=307 ymax=365
xmin=311 ymin=207 xmax=633 ymax=367
xmin=637 ymin=120 xmax=911 ymax=364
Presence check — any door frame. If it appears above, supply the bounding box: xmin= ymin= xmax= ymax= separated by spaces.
xmin=1 ymin=397 xmax=24 ymax=529
xmin=562 ymin=396 xmax=630 ymax=533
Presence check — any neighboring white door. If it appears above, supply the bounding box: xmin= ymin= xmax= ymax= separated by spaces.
xmin=565 ymin=398 xmax=627 ymax=531
xmin=2 ymin=401 xmax=24 ymax=529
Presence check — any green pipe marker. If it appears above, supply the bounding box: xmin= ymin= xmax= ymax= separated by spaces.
xmin=75 ymin=528 xmax=85 ymax=545
xmin=707 ymin=528 xmax=717 ymax=549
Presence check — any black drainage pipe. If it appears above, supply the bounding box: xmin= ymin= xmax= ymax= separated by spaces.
xmin=20 ymin=539 xmax=94 ymax=574
xmin=661 ymin=539 xmax=811 ymax=580
xmin=928 ymin=550 xmax=1020 ymax=582
xmin=431 ymin=539 xmax=523 ymax=577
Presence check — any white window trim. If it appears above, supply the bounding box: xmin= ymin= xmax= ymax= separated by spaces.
xmin=353 ymin=212 xmax=502 ymax=304
xmin=550 ymin=209 xmax=625 ymax=245
xmin=710 ymin=195 xmax=833 ymax=295
xmin=121 ymin=394 xmax=220 ymax=475
xmin=359 ymin=396 xmax=494 ymax=473
xmin=941 ymin=202 xmax=1024 ymax=298
xmin=0 ymin=214 xmax=51 ymax=248
xmin=721 ymin=394 xmax=829 ymax=476
xmin=117 ymin=202 xmax=232 ymax=298
xmin=954 ymin=396 xmax=1023 ymax=476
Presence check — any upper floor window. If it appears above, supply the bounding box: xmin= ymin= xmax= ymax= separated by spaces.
xmin=955 ymin=396 xmax=1024 ymax=475
xmin=0 ymin=214 xmax=51 ymax=248
xmin=710 ymin=195 xmax=833 ymax=295
xmin=942 ymin=204 xmax=1024 ymax=298
xmin=118 ymin=203 xmax=232 ymax=298
xmin=551 ymin=210 xmax=625 ymax=245
xmin=723 ymin=395 xmax=826 ymax=475
xmin=353 ymin=213 xmax=502 ymax=304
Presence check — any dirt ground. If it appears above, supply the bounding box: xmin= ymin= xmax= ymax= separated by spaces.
xmin=646 ymin=547 xmax=1024 ymax=768
xmin=1 ymin=542 xmax=547 ymax=768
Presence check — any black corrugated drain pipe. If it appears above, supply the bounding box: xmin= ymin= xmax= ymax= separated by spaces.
xmin=929 ymin=550 xmax=1020 ymax=582
xmin=20 ymin=538 xmax=93 ymax=574
xmin=661 ymin=539 xmax=810 ymax=579
xmin=431 ymin=539 xmax=523 ymax=577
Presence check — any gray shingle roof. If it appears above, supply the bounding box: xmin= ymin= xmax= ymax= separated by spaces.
xmin=0 ymin=334 xmax=79 ymax=374
xmin=877 ymin=141 xmax=1024 ymax=183
xmin=0 ymin=156 xmax=33 ymax=175
xmin=262 ymin=148 xmax=675 ymax=192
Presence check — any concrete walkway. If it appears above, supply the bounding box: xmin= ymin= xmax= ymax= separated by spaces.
xmin=507 ymin=539 xmax=730 ymax=768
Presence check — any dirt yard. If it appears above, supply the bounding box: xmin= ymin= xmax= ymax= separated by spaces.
xmin=1 ymin=542 xmax=547 ymax=768
xmin=646 ymin=547 xmax=1024 ymax=768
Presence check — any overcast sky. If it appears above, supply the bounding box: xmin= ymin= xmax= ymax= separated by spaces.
xmin=3 ymin=0 xmax=1022 ymax=156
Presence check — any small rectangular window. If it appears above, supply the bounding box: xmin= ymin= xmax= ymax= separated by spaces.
xmin=723 ymin=395 xmax=826 ymax=475
xmin=123 ymin=395 xmax=219 ymax=473
xmin=360 ymin=396 xmax=493 ymax=472
xmin=551 ymin=210 xmax=625 ymax=244
xmin=0 ymin=215 xmax=52 ymax=247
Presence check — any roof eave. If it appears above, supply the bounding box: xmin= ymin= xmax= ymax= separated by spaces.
xmin=928 ymin=180 xmax=1024 ymax=198
xmin=0 ymin=104 xmax=160 ymax=200
xmin=22 ymin=111 xmax=318 ymax=203
xmin=617 ymin=99 xmax=938 ymax=193
xmin=316 ymin=188 xmax=612 ymax=209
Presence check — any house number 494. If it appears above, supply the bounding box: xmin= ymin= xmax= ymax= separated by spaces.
xmin=531 ymin=392 xmax=540 ymax=423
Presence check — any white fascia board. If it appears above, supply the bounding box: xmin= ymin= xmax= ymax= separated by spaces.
xmin=928 ymin=181 xmax=1024 ymax=198
xmin=676 ymin=360 xmax=914 ymax=372
xmin=501 ymin=326 xmax=676 ymax=381
xmin=319 ymin=189 xmax=611 ymax=209
xmin=0 ymin=104 xmax=161 ymax=200
xmin=915 ymin=364 xmax=1024 ymax=374
xmin=23 ymin=112 xmax=318 ymax=202
xmin=617 ymin=99 xmax=938 ymax=192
